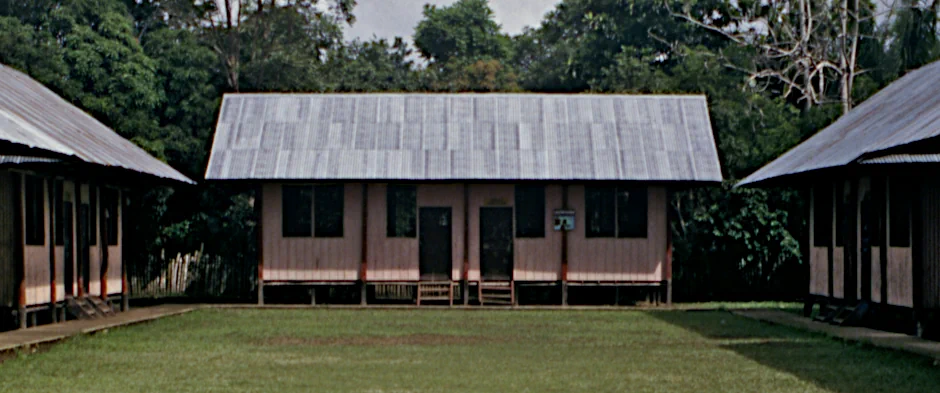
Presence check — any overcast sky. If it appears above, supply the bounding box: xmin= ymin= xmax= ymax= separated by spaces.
xmin=344 ymin=0 xmax=561 ymax=42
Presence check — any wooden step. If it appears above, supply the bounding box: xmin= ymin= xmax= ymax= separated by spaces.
xmin=88 ymin=296 xmax=115 ymax=316
xmin=478 ymin=281 xmax=514 ymax=306
xmin=417 ymin=282 xmax=455 ymax=306
xmin=66 ymin=296 xmax=99 ymax=320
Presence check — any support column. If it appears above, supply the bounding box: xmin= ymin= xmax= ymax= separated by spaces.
xmin=48 ymin=178 xmax=57 ymax=322
xmin=13 ymin=173 xmax=26 ymax=329
xmin=665 ymin=199 xmax=673 ymax=305
xmin=121 ymin=191 xmax=129 ymax=312
xmin=463 ymin=184 xmax=470 ymax=306
xmin=360 ymin=184 xmax=368 ymax=306
xmin=100 ymin=185 xmax=109 ymax=299
xmin=256 ymin=185 xmax=264 ymax=305
xmin=561 ymin=185 xmax=569 ymax=307
xmin=880 ymin=177 xmax=889 ymax=306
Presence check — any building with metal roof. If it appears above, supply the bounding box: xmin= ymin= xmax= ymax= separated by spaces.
xmin=205 ymin=94 xmax=722 ymax=182
xmin=206 ymin=93 xmax=722 ymax=307
xmin=738 ymin=60 xmax=940 ymax=187
xmin=0 ymin=64 xmax=194 ymax=330
xmin=738 ymin=60 xmax=940 ymax=338
xmin=0 ymin=64 xmax=192 ymax=183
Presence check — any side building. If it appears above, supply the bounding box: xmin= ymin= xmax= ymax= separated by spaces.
xmin=0 ymin=64 xmax=193 ymax=330
xmin=205 ymin=93 xmax=723 ymax=305
xmin=739 ymin=60 xmax=940 ymax=337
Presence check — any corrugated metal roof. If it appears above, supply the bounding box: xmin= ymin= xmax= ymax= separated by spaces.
xmin=739 ymin=60 xmax=940 ymax=186
xmin=859 ymin=154 xmax=940 ymax=164
xmin=205 ymin=93 xmax=723 ymax=182
xmin=0 ymin=155 xmax=59 ymax=165
xmin=0 ymin=64 xmax=193 ymax=183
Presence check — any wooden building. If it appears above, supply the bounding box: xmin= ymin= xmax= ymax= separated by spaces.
xmin=0 ymin=64 xmax=193 ymax=329
xmin=205 ymin=94 xmax=722 ymax=305
xmin=739 ymin=60 xmax=940 ymax=336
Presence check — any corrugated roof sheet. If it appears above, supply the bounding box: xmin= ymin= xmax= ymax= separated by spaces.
xmin=0 ymin=155 xmax=59 ymax=165
xmin=0 ymin=64 xmax=193 ymax=183
xmin=859 ymin=154 xmax=940 ymax=164
xmin=205 ymin=93 xmax=723 ymax=182
xmin=739 ymin=60 xmax=940 ymax=186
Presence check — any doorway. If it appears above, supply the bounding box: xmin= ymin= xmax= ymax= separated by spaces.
xmin=63 ymin=202 xmax=74 ymax=296
xmin=419 ymin=207 xmax=452 ymax=281
xmin=78 ymin=204 xmax=91 ymax=295
xmin=480 ymin=207 xmax=513 ymax=281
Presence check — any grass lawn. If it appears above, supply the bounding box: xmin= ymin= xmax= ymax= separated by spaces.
xmin=0 ymin=309 xmax=938 ymax=392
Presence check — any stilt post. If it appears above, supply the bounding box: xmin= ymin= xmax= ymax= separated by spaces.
xmin=256 ymin=185 xmax=264 ymax=305
xmin=561 ymin=185 xmax=569 ymax=307
xmin=360 ymin=184 xmax=368 ymax=306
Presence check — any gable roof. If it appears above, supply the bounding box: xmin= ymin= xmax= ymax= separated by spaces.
xmin=0 ymin=64 xmax=193 ymax=183
xmin=739 ymin=60 xmax=940 ymax=186
xmin=205 ymin=93 xmax=722 ymax=182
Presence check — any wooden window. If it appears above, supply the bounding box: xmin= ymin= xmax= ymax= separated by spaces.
xmin=586 ymin=186 xmax=648 ymax=238
xmin=282 ymin=185 xmax=313 ymax=237
xmin=889 ymin=180 xmax=911 ymax=247
xmin=89 ymin=186 xmax=97 ymax=245
xmin=24 ymin=176 xmax=45 ymax=245
xmin=869 ymin=178 xmax=885 ymax=247
xmin=836 ymin=182 xmax=848 ymax=247
xmin=314 ymin=184 xmax=344 ymax=237
xmin=586 ymin=186 xmax=616 ymax=237
xmin=386 ymin=185 xmax=416 ymax=237
xmin=515 ymin=185 xmax=545 ymax=238
xmin=54 ymin=180 xmax=64 ymax=245
xmin=617 ymin=187 xmax=647 ymax=238
xmin=813 ymin=185 xmax=833 ymax=247
xmin=104 ymin=189 xmax=120 ymax=245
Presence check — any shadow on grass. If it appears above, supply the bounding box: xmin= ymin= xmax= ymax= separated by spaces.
xmin=649 ymin=310 xmax=940 ymax=393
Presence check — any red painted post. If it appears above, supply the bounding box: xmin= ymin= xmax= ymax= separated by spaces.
xmin=360 ymin=184 xmax=368 ymax=306
xmin=48 ymin=178 xmax=57 ymax=322
xmin=256 ymin=185 xmax=264 ymax=305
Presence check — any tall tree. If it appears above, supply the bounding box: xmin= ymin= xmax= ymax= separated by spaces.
xmin=150 ymin=0 xmax=356 ymax=92
xmin=413 ymin=0 xmax=517 ymax=91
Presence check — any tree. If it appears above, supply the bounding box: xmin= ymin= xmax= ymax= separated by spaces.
xmin=414 ymin=0 xmax=511 ymax=64
xmin=323 ymin=37 xmax=420 ymax=92
xmin=669 ymin=0 xmax=884 ymax=113
xmin=151 ymin=0 xmax=355 ymax=92
xmin=887 ymin=0 xmax=939 ymax=74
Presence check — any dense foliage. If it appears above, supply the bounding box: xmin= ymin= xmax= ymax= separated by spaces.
xmin=1 ymin=0 xmax=937 ymax=300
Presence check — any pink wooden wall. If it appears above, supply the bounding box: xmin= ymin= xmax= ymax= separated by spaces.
xmin=20 ymin=178 xmax=124 ymax=307
xmin=261 ymin=183 xmax=362 ymax=281
xmin=366 ymin=184 xmax=465 ymax=281
xmin=567 ymin=186 xmax=667 ymax=282
xmin=262 ymin=183 xmax=668 ymax=283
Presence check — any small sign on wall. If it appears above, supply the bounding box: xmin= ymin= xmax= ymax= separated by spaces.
xmin=553 ymin=210 xmax=575 ymax=231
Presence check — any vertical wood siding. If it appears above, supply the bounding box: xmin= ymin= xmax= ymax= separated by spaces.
xmin=514 ymin=185 xmax=563 ymax=281
xmin=262 ymin=182 xmax=667 ymax=283
xmin=106 ymin=189 xmax=123 ymax=295
xmin=467 ymin=184 xmax=515 ymax=281
xmin=262 ymin=183 xmax=362 ymax=281
xmin=887 ymin=247 xmax=914 ymax=307
xmin=810 ymin=247 xmax=830 ymax=296
xmin=832 ymin=247 xmax=844 ymax=299
xmin=418 ymin=185 xmax=465 ymax=281
xmin=23 ymin=178 xmax=50 ymax=305
xmin=0 ymin=171 xmax=14 ymax=308
xmin=919 ymin=180 xmax=940 ymax=309
xmin=566 ymin=186 xmax=667 ymax=282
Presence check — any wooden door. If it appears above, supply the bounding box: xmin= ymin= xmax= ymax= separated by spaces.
xmin=419 ymin=207 xmax=452 ymax=281
xmin=63 ymin=202 xmax=74 ymax=296
xmin=480 ymin=207 xmax=513 ymax=281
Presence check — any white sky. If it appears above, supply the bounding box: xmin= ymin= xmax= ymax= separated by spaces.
xmin=344 ymin=0 xmax=561 ymax=42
